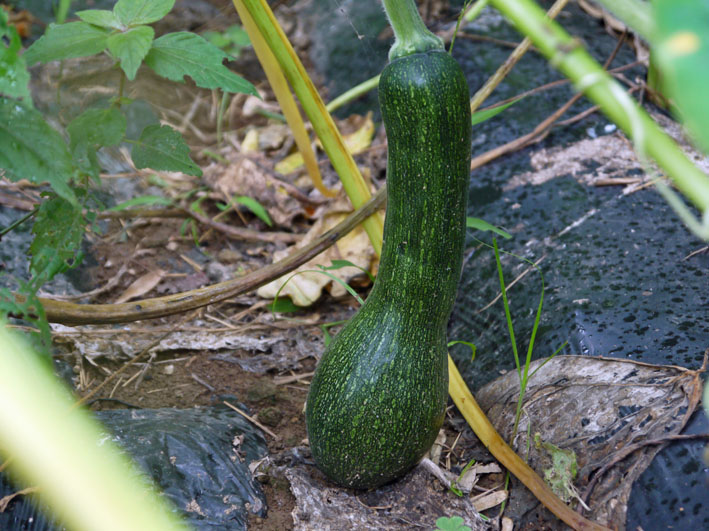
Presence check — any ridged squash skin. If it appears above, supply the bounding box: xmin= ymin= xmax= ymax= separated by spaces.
xmin=305 ymin=50 xmax=472 ymax=489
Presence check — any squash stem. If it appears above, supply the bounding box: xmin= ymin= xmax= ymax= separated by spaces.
xmin=381 ymin=0 xmax=444 ymax=60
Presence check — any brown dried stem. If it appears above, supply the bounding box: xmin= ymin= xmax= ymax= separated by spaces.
xmin=37 ymin=187 xmax=386 ymax=325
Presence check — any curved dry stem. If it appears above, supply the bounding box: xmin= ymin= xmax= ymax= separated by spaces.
xmin=37 ymin=188 xmax=386 ymax=325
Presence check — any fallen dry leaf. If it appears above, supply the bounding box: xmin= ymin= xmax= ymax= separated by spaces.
xmin=274 ymin=112 xmax=375 ymax=175
xmin=472 ymin=490 xmax=508 ymax=512
xmin=203 ymin=156 xmax=304 ymax=226
xmin=114 ymin=269 xmax=165 ymax=303
xmin=257 ymin=206 xmax=376 ymax=306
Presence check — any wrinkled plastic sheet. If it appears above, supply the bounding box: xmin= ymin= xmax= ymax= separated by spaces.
xmin=0 ymin=405 xmax=267 ymax=530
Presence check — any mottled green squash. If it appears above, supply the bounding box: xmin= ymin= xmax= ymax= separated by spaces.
xmin=305 ymin=49 xmax=472 ymax=489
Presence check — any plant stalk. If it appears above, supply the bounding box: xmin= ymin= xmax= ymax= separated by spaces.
xmin=380 ymin=0 xmax=444 ymax=59
xmin=234 ymin=0 xmax=383 ymax=253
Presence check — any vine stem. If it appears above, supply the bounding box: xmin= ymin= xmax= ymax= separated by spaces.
xmin=380 ymin=0 xmax=443 ymax=59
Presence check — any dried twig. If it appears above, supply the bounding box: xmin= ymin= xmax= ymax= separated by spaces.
xmin=223 ymin=401 xmax=279 ymax=440
xmin=36 ymin=186 xmax=386 ymax=325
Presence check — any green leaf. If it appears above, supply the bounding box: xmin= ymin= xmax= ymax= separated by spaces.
xmin=68 ymin=107 xmax=127 ymax=149
xmin=107 ymin=195 xmax=173 ymax=211
xmin=202 ymin=25 xmax=251 ymax=59
xmin=76 ymin=9 xmax=123 ymax=30
xmin=534 ymin=433 xmax=579 ymax=504
xmin=107 ymin=25 xmax=154 ymax=80
xmin=30 ymin=196 xmax=86 ymax=282
xmin=435 ymin=516 xmax=472 ymax=531
xmin=471 ymin=97 xmax=523 ymax=126
xmin=0 ymin=9 xmax=32 ymax=103
xmin=114 ymin=0 xmax=175 ymax=26
xmin=0 ymin=98 xmax=76 ymax=205
xmin=68 ymin=107 xmax=126 ymax=175
xmin=232 ymin=196 xmax=272 ymax=226
xmin=653 ymin=0 xmax=709 ymax=154
xmin=144 ymin=32 xmax=257 ymax=95
xmin=267 ymin=297 xmax=301 ymax=314
xmin=23 ymin=22 xmax=109 ymax=65
xmin=131 ymin=124 xmax=202 ymax=176
xmin=466 ymin=217 xmax=512 ymax=239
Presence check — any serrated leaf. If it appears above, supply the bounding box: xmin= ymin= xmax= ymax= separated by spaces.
xmin=131 ymin=124 xmax=202 ymax=176
xmin=107 ymin=25 xmax=154 ymax=80
xmin=76 ymin=9 xmax=123 ymax=30
xmin=23 ymin=22 xmax=109 ymax=65
xmin=0 ymin=10 xmax=32 ymax=103
xmin=30 ymin=196 xmax=86 ymax=281
xmin=0 ymin=98 xmax=76 ymax=205
xmin=144 ymin=32 xmax=257 ymax=95
xmin=654 ymin=0 xmax=709 ymax=154
xmin=114 ymin=0 xmax=175 ymax=26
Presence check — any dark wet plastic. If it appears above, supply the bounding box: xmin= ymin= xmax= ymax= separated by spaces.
xmin=0 ymin=405 xmax=268 ymax=530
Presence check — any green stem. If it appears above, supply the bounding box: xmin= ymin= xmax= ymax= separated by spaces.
xmin=236 ymin=0 xmax=383 ymax=255
xmin=0 ymin=207 xmax=39 ymax=238
xmin=380 ymin=0 xmax=443 ymax=60
xmin=55 ymin=0 xmax=72 ymax=24
xmin=491 ymin=0 xmax=709 ymax=216
xmin=464 ymin=0 xmax=491 ymax=23
xmin=326 ymin=74 xmax=380 ymax=114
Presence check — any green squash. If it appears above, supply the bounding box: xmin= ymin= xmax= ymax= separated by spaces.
xmin=306 ymin=49 xmax=472 ymax=489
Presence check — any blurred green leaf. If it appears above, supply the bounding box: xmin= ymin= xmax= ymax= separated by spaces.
xmin=471 ymin=97 xmax=523 ymax=126
xmin=107 ymin=25 xmax=155 ymax=80
xmin=0 ymin=98 xmax=76 ymax=205
xmin=267 ymin=297 xmax=301 ymax=313
xmin=68 ymin=107 xmax=127 ymax=176
xmin=435 ymin=516 xmax=472 ymax=531
xmin=653 ymin=0 xmax=709 ymax=154
xmin=466 ymin=217 xmax=512 ymax=239
xmin=68 ymin=107 xmax=127 ymax=149
xmin=76 ymin=9 xmax=122 ymax=30
xmin=114 ymin=0 xmax=175 ymax=26
xmin=144 ymin=32 xmax=257 ymax=95
xmin=0 ymin=9 xmax=31 ymax=103
xmin=107 ymin=195 xmax=173 ymax=211
xmin=232 ymin=196 xmax=272 ymax=226
xmin=131 ymin=124 xmax=202 ymax=176
xmin=23 ymin=22 xmax=109 ymax=65
xmin=202 ymin=25 xmax=251 ymax=59
xmin=30 ymin=196 xmax=85 ymax=282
